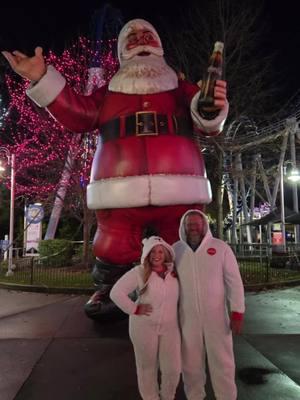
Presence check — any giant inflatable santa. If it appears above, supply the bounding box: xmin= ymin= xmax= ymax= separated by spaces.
xmin=2 ymin=19 xmax=228 ymax=317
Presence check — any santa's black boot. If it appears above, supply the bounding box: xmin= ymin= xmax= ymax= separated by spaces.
xmin=84 ymin=259 xmax=134 ymax=320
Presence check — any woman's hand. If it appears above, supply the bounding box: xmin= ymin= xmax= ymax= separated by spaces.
xmin=2 ymin=46 xmax=47 ymax=82
xmin=135 ymin=303 xmax=153 ymax=316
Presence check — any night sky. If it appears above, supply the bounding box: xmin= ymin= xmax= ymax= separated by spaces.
xmin=0 ymin=2 xmax=182 ymax=52
xmin=0 ymin=2 xmax=300 ymax=100
xmin=0 ymin=2 xmax=299 ymax=49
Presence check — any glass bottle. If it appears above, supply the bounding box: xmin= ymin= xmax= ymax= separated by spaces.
xmin=198 ymin=41 xmax=224 ymax=114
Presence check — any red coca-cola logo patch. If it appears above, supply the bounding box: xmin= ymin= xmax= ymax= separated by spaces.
xmin=207 ymin=248 xmax=216 ymax=255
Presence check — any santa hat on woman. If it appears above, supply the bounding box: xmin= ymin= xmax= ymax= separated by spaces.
xmin=141 ymin=236 xmax=175 ymax=264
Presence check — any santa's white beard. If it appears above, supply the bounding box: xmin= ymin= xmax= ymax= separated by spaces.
xmin=108 ymin=54 xmax=178 ymax=94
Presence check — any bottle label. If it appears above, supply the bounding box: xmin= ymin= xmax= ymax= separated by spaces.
xmin=207 ymin=66 xmax=222 ymax=77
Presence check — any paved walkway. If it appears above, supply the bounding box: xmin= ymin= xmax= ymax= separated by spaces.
xmin=0 ymin=286 xmax=299 ymax=399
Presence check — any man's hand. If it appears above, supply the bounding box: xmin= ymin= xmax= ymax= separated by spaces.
xmin=135 ymin=303 xmax=153 ymax=316
xmin=230 ymin=318 xmax=243 ymax=335
xmin=2 ymin=46 xmax=47 ymax=82
xmin=230 ymin=311 xmax=244 ymax=335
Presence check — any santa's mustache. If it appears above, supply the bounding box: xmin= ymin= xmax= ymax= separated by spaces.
xmin=121 ymin=45 xmax=164 ymax=61
xmin=120 ymin=56 xmax=171 ymax=77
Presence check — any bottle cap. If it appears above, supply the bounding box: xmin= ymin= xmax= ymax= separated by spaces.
xmin=214 ymin=41 xmax=224 ymax=53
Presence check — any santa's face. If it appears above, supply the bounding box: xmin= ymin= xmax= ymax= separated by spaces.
xmin=126 ymin=29 xmax=161 ymax=55
xmin=110 ymin=23 xmax=178 ymax=94
xmin=119 ymin=26 xmax=164 ymax=62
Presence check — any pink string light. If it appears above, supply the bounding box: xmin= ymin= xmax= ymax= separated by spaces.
xmin=0 ymin=36 xmax=119 ymax=200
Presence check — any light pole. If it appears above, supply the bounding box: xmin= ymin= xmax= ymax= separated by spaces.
xmin=287 ymin=166 xmax=300 ymax=246
xmin=280 ymin=162 xmax=300 ymax=253
xmin=280 ymin=163 xmax=286 ymax=253
xmin=287 ymin=117 xmax=300 ymax=243
xmin=0 ymin=147 xmax=15 ymax=276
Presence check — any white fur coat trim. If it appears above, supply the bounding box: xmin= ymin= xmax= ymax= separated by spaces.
xmin=87 ymin=174 xmax=212 ymax=209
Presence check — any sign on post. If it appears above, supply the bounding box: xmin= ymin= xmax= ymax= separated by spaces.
xmin=24 ymin=204 xmax=44 ymax=256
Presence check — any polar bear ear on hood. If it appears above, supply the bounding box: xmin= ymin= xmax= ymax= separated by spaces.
xmin=141 ymin=236 xmax=175 ymax=264
xmin=178 ymin=209 xmax=210 ymax=242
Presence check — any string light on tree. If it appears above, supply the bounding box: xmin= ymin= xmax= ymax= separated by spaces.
xmin=0 ymin=37 xmax=118 ymax=201
xmin=0 ymin=95 xmax=9 ymax=128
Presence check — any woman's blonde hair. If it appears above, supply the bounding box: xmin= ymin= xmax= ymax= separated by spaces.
xmin=140 ymin=245 xmax=174 ymax=295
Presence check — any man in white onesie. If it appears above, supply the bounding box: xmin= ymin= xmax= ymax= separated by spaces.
xmin=173 ymin=210 xmax=245 ymax=400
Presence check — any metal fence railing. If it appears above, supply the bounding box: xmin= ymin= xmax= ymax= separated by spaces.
xmin=233 ymin=242 xmax=300 ymax=285
xmin=0 ymin=243 xmax=300 ymax=291
xmin=238 ymin=256 xmax=300 ymax=285
xmin=0 ymin=256 xmax=94 ymax=290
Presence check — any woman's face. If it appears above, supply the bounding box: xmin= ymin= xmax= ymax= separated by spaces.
xmin=149 ymin=245 xmax=166 ymax=268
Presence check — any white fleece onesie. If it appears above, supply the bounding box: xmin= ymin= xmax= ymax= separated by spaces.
xmin=110 ymin=263 xmax=181 ymax=400
xmin=173 ymin=210 xmax=245 ymax=400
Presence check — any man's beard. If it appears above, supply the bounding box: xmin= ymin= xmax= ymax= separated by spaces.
xmin=109 ymin=54 xmax=178 ymax=94
xmin=186 ymin=233 xmax=203 ymax=248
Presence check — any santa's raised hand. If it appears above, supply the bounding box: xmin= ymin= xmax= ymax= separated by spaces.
xmin=2 ymin=46 xmax=46 ymax=82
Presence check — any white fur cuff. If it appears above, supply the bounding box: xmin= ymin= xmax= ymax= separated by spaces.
xmin=26 ymin=65 xmax=66 ymax=108
xmin=190 ymin=91 xmax=229 ymax=134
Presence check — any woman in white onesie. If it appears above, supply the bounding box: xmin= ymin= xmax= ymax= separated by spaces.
xmin=110 ymin=236 xmax=181 ymax=400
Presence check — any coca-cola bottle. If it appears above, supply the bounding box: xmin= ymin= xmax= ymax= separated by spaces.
xmin=198 ymin=41 xmax=224 ymax=117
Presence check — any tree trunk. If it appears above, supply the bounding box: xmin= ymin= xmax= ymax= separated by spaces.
xmin=82 ymin=197 xmax=92 ymax=269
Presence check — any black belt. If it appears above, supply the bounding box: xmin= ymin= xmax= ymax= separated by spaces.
xmin=99 ymin=112 xmax=193 ymax=143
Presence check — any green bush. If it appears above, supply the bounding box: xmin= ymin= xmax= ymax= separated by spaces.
xmin=38 ymin=239 xmax=74 ymax=267
xmin=73 ymin=243 xmax=96 ymax=265
xmin=0 ymin=259 xmax=8 ymax=270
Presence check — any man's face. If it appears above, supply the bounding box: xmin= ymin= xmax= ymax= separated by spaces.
xmin=184 ymin=214 xmax=205 ymax=244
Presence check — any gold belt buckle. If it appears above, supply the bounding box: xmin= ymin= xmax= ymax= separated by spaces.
xmin=136 ymin=111 xmax=158 ymax=136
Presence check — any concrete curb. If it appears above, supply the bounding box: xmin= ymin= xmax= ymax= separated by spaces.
xmin=244 ymin=278 xmax=300 ymax=291
xmin=0 ymin=282 xmax=94 ymax=295
xmin=1 ymin=279 xmax=300 ymax=295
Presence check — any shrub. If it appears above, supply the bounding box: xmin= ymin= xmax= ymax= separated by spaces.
xmin=73 ymin=243 xmax=96 ymax=266
xmin=0 ymin=259 xmax=8 ymax=270
xmin=38 ymin=239 xmax=74 ymax=267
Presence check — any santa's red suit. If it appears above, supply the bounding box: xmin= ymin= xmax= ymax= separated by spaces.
xmin=26 ymin=19 xmax=228 ymax=316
